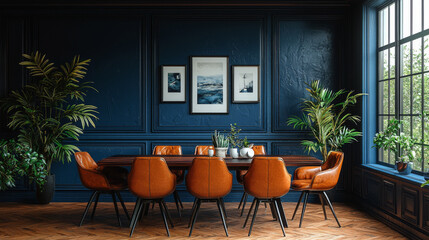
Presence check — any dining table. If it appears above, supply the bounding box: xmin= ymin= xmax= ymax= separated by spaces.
xmin=97 ymin=154 xmax=322 ymax=170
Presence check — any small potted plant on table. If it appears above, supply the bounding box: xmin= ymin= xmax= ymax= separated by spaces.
xmin=239 ymin=137 xmax=254 ymax=158
xmin=373 ymin=118 xmax=418 ymax=175
xmin=228 ymin=123 xmax=242 ymax=158
xmin=212 ymin=130 xmax=229 ymax=157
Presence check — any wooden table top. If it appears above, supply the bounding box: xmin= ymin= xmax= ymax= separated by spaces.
xmin=98 ymin=155 xmax=322 ymax=169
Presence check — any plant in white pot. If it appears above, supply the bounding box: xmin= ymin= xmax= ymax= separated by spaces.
xmin=212 ymin=130 xmax=229 ymax=157
xmin=373 ymin=118 xmax=418 ymax=175
xmin=240 ymin=137 xmax=254 ymax=158
xmin=0 ymin=52 xmax=98 ymax=203
xmin=228 ymin=123 xmax=242 ymax=158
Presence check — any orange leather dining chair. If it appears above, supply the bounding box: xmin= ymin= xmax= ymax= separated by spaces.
xmin=74 ymin=152 xmax=130 ymax=227
xmin=291 ymin=151 xmax=344 ymax=228
xmin=128 ymin=157 xmax=176 ymax=237
xmin=237 ymin=145 xmax=266 ymax=216
xmin=153 ymin=145 xmax=184 ymax=217
xmin=194 ymin=145 xmax=215 ymax=155
xmin=242 ymin=157 xmax=291 ymax=237
xmin=186 ymin=157 xmax=232 ymax=237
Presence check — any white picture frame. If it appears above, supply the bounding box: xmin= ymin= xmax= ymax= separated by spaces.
xmin=161 ymin=65 xmax=186 ymax=103
xmin=191 ymin=56 xmax=229 ymax=114
xmin=232 ymin=65 xmax=260 ymax=103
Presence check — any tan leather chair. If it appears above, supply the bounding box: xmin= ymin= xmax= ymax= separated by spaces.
xmin=74 ymin=152 xmax=130 ymax=227
xmin=153 ymin=145 xmax=184 ymax=217
xmin=237 ymin=145 xmax=266 ymax=216
xmin=128 ymin=157 xmax=176 ymax=237
xmin=242 ymin=157 xmax=291 ymax=236
xmin=194 ymin=145 xmax=215 ymax=155
xmin=291 ymin=151 xmax=344 ymax=228
xmin=186 ymin=157 xmax=232 ymax=237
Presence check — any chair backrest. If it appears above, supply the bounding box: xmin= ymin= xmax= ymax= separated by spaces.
xmin=252 ymin=145 xmax=266 ymax=155
xmin=311 ymin=151 xmax=344 ymax=190
xmin=74 ymin=152 xmax=98 ymax=170
xmin=152 ymin=145 xmax=182 ymax=155
xmin=128 ymin=157 xmax=176 ymax=199
xmin=244 ymin=157 xmax=291 ymax=198
xmin=321 ymin=151 xmax=344 ymax=171
xmin=186 ymin=157 xmax=232 ymax=199
xmin=194 ymin=145 xmax=215 ymax=155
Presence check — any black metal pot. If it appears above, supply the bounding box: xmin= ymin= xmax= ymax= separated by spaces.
xmin=36 ymin=174 xmax=55 ymax=204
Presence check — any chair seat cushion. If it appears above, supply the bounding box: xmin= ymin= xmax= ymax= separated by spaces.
xmin=291 ymin=179 xmax=312 ymax=190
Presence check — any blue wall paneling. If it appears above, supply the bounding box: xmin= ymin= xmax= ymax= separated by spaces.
xmin=0 ymin=8 xmax=349 ymax=203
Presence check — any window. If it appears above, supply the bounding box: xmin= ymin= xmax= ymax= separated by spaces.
xmin=377 ymin=0 xmax=429 ymax=173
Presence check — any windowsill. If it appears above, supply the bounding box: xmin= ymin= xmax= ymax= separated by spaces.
xmin=362 ymin=164 xmax=427 ymax=187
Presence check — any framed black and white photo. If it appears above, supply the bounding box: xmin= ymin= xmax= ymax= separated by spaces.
xmin=161 ymin=65 xmax=186 ymax=103
xmin=191 ymin=56 xmax=229 ymax=114
xmin=232 ymin=65 xmax=260 ymax=103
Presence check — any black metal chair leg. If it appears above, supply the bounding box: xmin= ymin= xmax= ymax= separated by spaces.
xmin=216 ymin=199 xmax=229 ymax=237
xmin=291 ymin=191 xmax=304 ymax=220
xmin=130 ymin=198 xmax=142 ymax=229
xmin=90 ymin=191 xmax=100 ymax=220
xmin=173 ymin=191 xmax=181 ymax=218
xmin=276 ymin=198 xmax=288 ymax=228
xmin=299 ymin=191 xmax=309 ymax=228
xmin=188 ymin=199 xmax=201 ymax=237
xmin=143 ymin=202 xmax=150 ymax=216
xmin=273 ymin=199 xmax=286 ymax=237
xmin=269 ymin=201 xmax=277 ymax=220
xmin=220 ymin=198 xmax=227 ymax=219
xmin=319 ymin=192 xmax=327 ymax=220
xmin=158 ymin=201 xmax=171 ymax=237
xmin=188 ymin=198 xmax=199 ymax=228
xmin=79 ymin=191 xmax=98 ymax=226
xmin=322 ymin=191 xmax=341 ymax=228
xmin=116 ymin=191 xmax=130 ymax=220
xmin=265 ymin=202 xmax=268 ymax=208
xmin=139 ymin=202 xmax=147 ymax=221
xmin=130 ymin=200 xmax=144 ymax=237
xmin=248 ymin=199 xmax=260 ymax=236
xmin=111 ymin=192 xmax=122 ymax=227
xmin=240 ymin=192 xmax=248 ymax=217
xmin=161 ymin=200 xmax=174 ymax=228
xmin=177 ymin=192 xmax=184 ymax=209
xmin=243 ymin=198 xmax=256 ymax=228
xmin=238 ymin=192 xmax=246 ymax=209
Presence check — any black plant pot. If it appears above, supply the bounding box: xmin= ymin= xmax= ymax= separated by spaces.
xmin=36 ymin=174 xmax=55 ymax=204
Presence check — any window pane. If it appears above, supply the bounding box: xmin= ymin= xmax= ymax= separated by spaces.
xmin=390 ymin=4 xmax=396 ymax=43
xmin=424 ymin=36 xmax=429 ymax=71
xmin=379 ymin=7 xmax=389 ymax=46
xmin=425 ymin=146 xmax=429 ymax=171
xmin=425 ymin=0 xmax=429 ymax=30
xmin=412 ymin=38 xmax=422 ymax=73
xmin=389 ymin=79 xmax=396 ymax=114
xmin=425 ymin=74 xmax=429 ymax=113
xmin=402 ymin=0 xmax=411 ymax=38
xmin=412 ymin=0 xmax=422 ymax=34
xmin=389 ymin=149 xmax=395 ymax=164
xmin=413 ymin=114 xmax=423 ymax=139
xmin=401 ymin=77 xmax=411 ymax=114
xmin=401 ymin=42 xmax=411 ymax=76
xmin=402 ymin=116 xmax=411 ymax=136
xmin=413 ymin=144 xmax=423 ymax=171
xmin=413 ymin=75 xmax=422 ymax=114
xmin=390 ymin=47 xmax=396 ymax=77
xmin=379 ymin=81 xmax=389 ymax=114
xmin=379 ymin=49 xmax=389 ymax=79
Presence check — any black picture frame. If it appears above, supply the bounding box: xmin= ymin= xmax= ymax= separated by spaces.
xmin=161 ymin=65 xmax=186 ymax=103
xmin=232 ymin=65 xmax=260 ymax=103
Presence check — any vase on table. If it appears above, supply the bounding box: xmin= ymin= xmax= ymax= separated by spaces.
xmin=230 ymin=148 xmax=239 ymax=158
xmin=215 ymin=148 xmax=228 ymax=158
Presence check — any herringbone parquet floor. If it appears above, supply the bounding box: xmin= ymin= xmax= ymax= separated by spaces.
xmin=0 ymin=201 xmax=405 ymax=239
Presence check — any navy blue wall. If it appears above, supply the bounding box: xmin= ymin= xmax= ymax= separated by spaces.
xmin=0 ymin=5 xmax=353 ymax=202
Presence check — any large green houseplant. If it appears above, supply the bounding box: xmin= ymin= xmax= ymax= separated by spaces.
xmin=1 ymin=52 xmax=98 ymax=203
xmin=287 ymin=80 xmax=364 ymax=162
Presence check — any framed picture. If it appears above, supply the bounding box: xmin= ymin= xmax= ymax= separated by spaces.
xmin=161 ymin=65 xmax=186 ymax=103
xmin=191 ymin=56 xmax=229 ymax=114
xmin=232 ymin=65 xmax=260 ymax=103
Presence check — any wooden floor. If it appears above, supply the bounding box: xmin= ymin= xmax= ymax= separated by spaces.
xmin=0 ymin=201 xmax=405 ymax=239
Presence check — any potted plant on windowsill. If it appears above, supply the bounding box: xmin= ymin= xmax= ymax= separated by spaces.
xmin=0 ymin=52 xmax=98 ymax=203
xmin=373 ymin=119 xmax=418 ymax=175
xmin=212 ymin=130 xmax=229 ymax=158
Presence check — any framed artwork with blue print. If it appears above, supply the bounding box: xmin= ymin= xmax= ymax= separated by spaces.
xmin=161 ymin=65 xmax=186 ymax=103
xmin=232 ymin=65 xmax=260 ymax=103
xmin=191 ymin=56 xmax=229 ymax=114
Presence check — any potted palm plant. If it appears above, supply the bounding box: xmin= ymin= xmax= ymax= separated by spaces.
xmin=287 ymin=80 xmax=364 ymax=162
xmin=212 ymin=130 xmax=229 ymax=157
xmin=1 ymin=52 xmax=98 ymax=203
xmin=373 ymin=119 xmax=418 ymax=175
